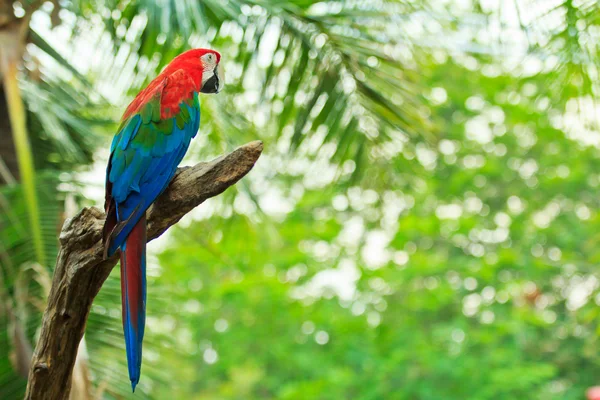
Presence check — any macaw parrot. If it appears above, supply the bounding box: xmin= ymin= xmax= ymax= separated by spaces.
xmin=102 ymin=48 xmax=223 ymax=391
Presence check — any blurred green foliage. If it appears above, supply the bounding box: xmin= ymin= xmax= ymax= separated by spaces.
xmin=2 ymin=0 xmax=600 ymax=399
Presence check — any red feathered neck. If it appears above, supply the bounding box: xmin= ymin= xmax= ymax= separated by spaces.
xmin=122 ymin=49 xmax=220 ymax=120
xmin=162 ymin=48 xmax=221 ymax=85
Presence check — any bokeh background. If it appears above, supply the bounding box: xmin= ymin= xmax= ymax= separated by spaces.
xmin=1 ymin=0 xmax=600 ymax=399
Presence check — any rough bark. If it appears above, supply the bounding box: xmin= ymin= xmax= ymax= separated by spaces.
xmin=24 ymin=141 xmax=263 ymax=400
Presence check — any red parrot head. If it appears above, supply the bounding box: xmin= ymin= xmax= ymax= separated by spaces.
xmin=164 ymin=48 xmax=224 ymax=94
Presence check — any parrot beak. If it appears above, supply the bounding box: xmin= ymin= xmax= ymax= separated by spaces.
xmin=201 ymin=63 xmax=224 ymax=94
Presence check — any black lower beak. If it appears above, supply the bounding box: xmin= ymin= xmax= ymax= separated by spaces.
xmin=200 ymin=74 xmax=219 ymax=94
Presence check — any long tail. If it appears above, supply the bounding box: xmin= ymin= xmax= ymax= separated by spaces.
xmin=120 ymin=213 xmax=147 ymax=392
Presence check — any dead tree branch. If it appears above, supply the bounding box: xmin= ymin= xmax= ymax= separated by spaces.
xmin=24 ymin=141 xmax=263 ymax=400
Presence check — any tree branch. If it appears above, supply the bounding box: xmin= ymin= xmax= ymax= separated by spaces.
xmin=24 ymin=140 xmax=263 ymax=400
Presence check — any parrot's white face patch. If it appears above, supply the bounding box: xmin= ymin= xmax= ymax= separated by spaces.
xmin=201 ymin=69 xmax=214 ymax=84
xmin=200 ymin=53 xmax=224 ymax=94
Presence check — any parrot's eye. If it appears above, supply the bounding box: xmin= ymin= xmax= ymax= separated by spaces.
xmin=202 ymin=53 xmax=215 ymax=64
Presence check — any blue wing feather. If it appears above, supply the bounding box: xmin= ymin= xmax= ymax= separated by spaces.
xmin=106 ymin=99 xmax=200 ymax=256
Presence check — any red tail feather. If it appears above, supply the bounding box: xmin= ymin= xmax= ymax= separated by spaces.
xmin=120 ymin=213 xmax=147 ymax=391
